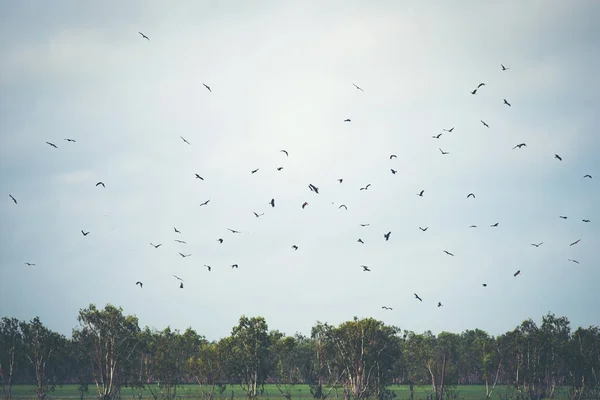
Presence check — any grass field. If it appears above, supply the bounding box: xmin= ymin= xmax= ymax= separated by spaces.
xmin=7 ymin=384 xmax=573 ymax=400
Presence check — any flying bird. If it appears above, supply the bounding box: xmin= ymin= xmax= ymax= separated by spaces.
xmin=24 ymin=262 xmax=36 ymax=266
xmin=357 ymin=239 xmax=364 ymax=244
xmin=203 ymin=83 xmax=211 ymax=92
xmin=136 ymin=282 xmax=143 ymax=288
xmin=228 ymin=228 xmax=241 ymax=234
xmin=471 ymin=89 xmax=478 ymax=95
xmin=439 ymin=148 xmax=449 ymax=155
xmin=391 ymin=169 xmax=397 ymax=174
xmin=180 ymin=282 xmax=184 ymax=289
xmin=417 ymin=190 xmax=424 ymax=197
xmin=344 ymin=119 xmax=351 ymax=122
xmin=195 ymin=174 xmax=204 ymax=180
xmin=361 ymin=265 xmax=371 ymax=272
xmin=360 ymin=184 xmax=371 ymax=191
xmin=179 ymin=253 xmax=191 ymax=258
xmin=173 ymin=275 xmax=183 ymax=281
xmin=531 ymin=242 xmax=544 ymax=247
xmin=443 ymin=127 xmax=455 ymax=132
xmin=583 ymin=174 xmax=592 ymax=179
xmin=490 ymin=222 xmax=499 ymax=227
xmin=569 ymin=239 xmax=581 ymax=246
xmin=443 ymin=250 xmax=454 ymax=257
xmin=482 ymin=284 xmax=487 ymax=287
xmin=292 ymin=245 xmax=298 ymax=250
xmin=231 ymin=264 xmax=239 ymax=269
xmin=353 ymin=83 xmax=364 ymax=92
xmin=477 ymin=83 xmax=485 ymax=88
xmin=513 ymin=143 xmax=527 ymax=149
xmin=381 ymin=306 xmax=393 ymax=310
xmin=251 ymin=168 xmax=259 ymax=174
xmin=559 ymin=216 xmax=568 ymax=219
xmin=200 ymin=200 xmax=210 ymax=206
xmin=253 ymin=212 xmax=264 ymax=218
xmin=280 ymin=149 xmax=288 ymax=156
xmin=554 ymin=154 xmax=562 ymax=161
xmin=174 ymin=227 xmax=181 ymax=233
xmin=180 ymin=136 xmax=191 ymax=145
xmin=501 ymin=64 xmax=510 ymax=71
xmin=467 ymin=193 xmax=475 ymax=199
xmin=419 ymin=227 xmax=428 ymax=231
xmin=217 ymin=238 xmax=223 ymax=243
xmin=150 ymin=243 xmax=162 ymax=248
xmin=46 ymin=142 xmax=57 ymax=148
xmin=469 ymin=225 xmax=477 ymax=228
xmin=481 ymin=120 xmax=489 ymax=128
xmin=582 ymin=219 xmax=591 ymax=223
xmin=8 ymin=194 xmax=17 ymax=204
xmin=308 ymin=184 xmax=320 ymax=194
xmin=174 ymin=240 xmax=186 ymax=244
xmin=432 ymin=133 xmax=443 ymax=139
xmin=360 ymin=223 xmax=370 ymax=227
xmin=138 ymin=32 xmax=149 ymax=40
xmin=438 ymin=302 xmax=443 ymax=307
xmin=64 ymin=138 xmax=76 ymax=142
xmin=503 ymin=99 xmax=512 ymax=106
xmin=205 ymin=265 xmax=212 ymax=271
xmin=96 ymin=182 xmax=105 ymax=187
xmin=514 ymin=270 xmax=521 ymax=277
xmin=384 ymin=231 xmax=391 ymax=241
xmin=81 ymin=230 xmax=90 ymax=236
xmin=270 ymin=198 xmax=275 ymax=207
xmin=339 ymin=204 xmax=348 ymax=210
xmin=390 ymin=154 xmax=397 ymax=159
xmin=277 ymin=167 xmax=284 ymax=171
xmin=568 ymin=259 xmax=580 ymax=264
xmin=414 ymin=293 xmax=422 ymax=302
xmin=302 ymin=202 xmax=308 ymax=209
xmin=337 ymin=178 xmax=343 ymax=183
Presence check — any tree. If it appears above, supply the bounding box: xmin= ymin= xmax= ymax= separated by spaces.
xmin=0 ymin=318 xmax=22 ymax=400
xmin=188 ymin=339 xmax=227 ymax=400
xmin=19 ymin=317 xmax=65 ymax=400
xmin=73 ymin=304 xmax=140 ymax=400
xmin=270 ymin=332 xmax=308 ymax=399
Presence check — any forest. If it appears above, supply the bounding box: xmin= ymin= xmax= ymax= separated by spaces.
xmin=0 ymin=304 xmax=599 ymax=400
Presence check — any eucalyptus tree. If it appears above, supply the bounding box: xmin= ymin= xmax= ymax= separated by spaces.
xmin=0 ymin=317 xmax=23 ymax=399
xmin=188 ymin=339 xmax=227 ymax=400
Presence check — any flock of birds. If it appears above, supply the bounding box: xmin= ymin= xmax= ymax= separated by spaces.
xmin=5 ymin=32 xmax=595 ymax=312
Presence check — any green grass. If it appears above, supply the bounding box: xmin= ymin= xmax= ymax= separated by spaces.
xmin=8 ymin=383 xmax=571 ymax=400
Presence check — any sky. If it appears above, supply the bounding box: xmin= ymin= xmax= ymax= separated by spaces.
xmin=1 ymin=1 xmax=599 ymax=341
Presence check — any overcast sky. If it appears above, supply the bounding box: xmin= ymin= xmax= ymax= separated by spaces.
xmin=1 ymin=1 xmax=599 ymax=341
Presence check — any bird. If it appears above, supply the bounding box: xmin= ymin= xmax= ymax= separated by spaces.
xmin=253 ymin=212 xmax=264 ymax=218
xmin=417 ymin=190 xmax=424 ymax=197
xmin=477 ymin=83 xmax=485 ymax=88
xmin=503 ymin=99 xmax=512 ymax=106
xmin=360 ymin=184 xmax=371 ymax=191
xmin=64 ymin=138 xmax=76 ymax=142
xmin=361 ymin=265 xmax=371 ymax=272
xmin=202 ymin=83 xmax=211 ymax=92
xmin=443 ymin=127 xmax=455 ymax=132
xmin=513 ymin=143 xmax=527 ymax=149
xmin=381 ymin=306 xmax=393 ymax=310
xmin=179 ymin=253 xmax=191 ymax=258
xmin=531 ymin=242 xmax=544 ymax=247
xmin=228 ymin=228 xmax=241 ymax=234
xmin=432 ymin=133 xmax=444 ymax=139
xmin=568 ymin=259 xmax=580 ymax=264
xmin=469 ymin=225 xmax=477 ymax=228
xmin=8 ymin=194 xmax=17 ymax=204
xmin=205 ymin=265 xmax=212 ymax=271
xmin=583 ymin=174 xmax=592 ymax=179
xmin=337 ymin=178 xmax=343 ymax=183
xmin=251 ymin=168 xmax=259 ymax=174
xmin=391 ymin=169 xmax=397 ymax=174
xmin=291 ymin=245 xmax=298 ymax=250
xmin=471 ymin=89 xmax=478 ymax=95
xmin=467 ymin=193 xmax=475 ymax=199
xmin=200 ymin=200 xmax=210 ymax=207
xmin=481 ymin=120 xmax=489 ymax=128
xmin=24 ymin=262 xmax=36 ymax=266
xmin=419 ymin=227 xmax=428 ymax=231
xmin=174 ymin=240 xmax=186 ymax=244
xmin=390 ymin=154 xmax=397 ymax=159
xmin=514 ymin=270 xmax=521 ymax=277
xmin=344 ymin=119 xmax=351 ymax=122
xmin=81 ymin=230 xmax=90 ymax=236
xmin=217 ymin=238 xmax=223 ymax=243
xmin=136 ymin=281 xmax=143 ymax=288
xmin=339 ymin=204 xmax=348 ymax=210
xmin=195 ymin=174 xmax=204 ymax=180
xmin=302 ymin=202 xmax=308 ymax=209
xmin=269 ymin=199 xmax=275 ymax=207
xmin=277 ymin=167 xmax=284 ymax=171
xmin=482 ymin=284 xmax=487 ymax=287
xmin=231 ymin=264 xmax=239 ymax=269
xmin=180 ymin=282 xmax=184 ymax=289
xmin=308 ymin=184 xmax=320 ymax=194
xmin=180 ymin=136 xmax=191 ymax=145
xmin=46 ymin=141 xmax=57 ymax=148
xmin=353 ymin=83 xmax=364 ymax=92
xmin=555 ymin=154 xmax=563 ymax=161
xmin=173 ymin=275 xmax=183 ymax=281
xmin=96 ymin=182 xmax=105 ymax=188
xmin=490 ymin=223 xmax=499 ymax=227
xmin=439 ymin=148 xmax=449 ymax=155
xmin=360 ymin=224 xmax=370 ymax=227
xmin=138 ymin=32 xmax=149 ymax=40
xmin=438 ymin=302 xmax=443 ymax=308
xmin=443 ymin=250 xmax=454 ymax=257
xmin=559 ymin=216 xmax=568 ymax=219
xmin=150 ymin=243 xmax=162 ymax=248
xmin=174 ymin=227 xmax=181 ymax=233
xmin=357 ymin=239 xmax=364 ymax=244
xmin=501 ymin=64 xmax=510 ymax=71
xmin=384 ymin=232 xmax=391 ymax=241
xmin=414 ymin=293 xmax=422 ymax=302
xmin=569 ymin=239 xmax=581 ymax=246
xmin=280 ymin=149 xmax=288 ymax=156
xmin=582 ymin=219 xmax=591 ymax=223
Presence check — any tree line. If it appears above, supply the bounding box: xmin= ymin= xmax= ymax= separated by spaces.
xmin=0 ymin=304 xmax=598 ymax=400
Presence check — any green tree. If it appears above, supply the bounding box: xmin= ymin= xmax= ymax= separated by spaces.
xmin=188 ymin=340 xmax=227 ymax=400
xmin=0 ymin=317 xmax=23 ymax=400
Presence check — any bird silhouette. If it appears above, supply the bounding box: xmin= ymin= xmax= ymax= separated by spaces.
xmin=501 ymin=64 xmax=510 ymax=71
xmin=469 ymin=225 xmax=477 ymax=228
xmin=180 ymin=282 xmax=184 ymax=289
xmin=280 ymin=149 xmax=288 ymax=156
xmin=582 ymin=219 xmax=591 ymax=223
xmin=200 ymin=200 xmax=210 ymax=206
xmin=477 ymin=83 xmax=485 ymax=88
xmin=179 ymin=253 xmax=191 ymax=258
xmin=568 ymin=259 xmax=580 ymax=264
xmin=381 ymin=306 xmax=393 ymax=310
xmin=513 ymin=143 xmax=526 ymax=149
xmin=195 ymin=174 xmax=204 ymax=180
xmin=64 ymin=138 xmax=76 ymax=142
xmin=136 ymin=282 xmax=143 ymax=288
xmin=490 ymin=223 xmax=499 ymax=227
xmin=390 ymin=154 xmax=397 ymax=159
xmin=353 ymin=83 xmax=364 ymax=92
xmin=81 ymin=230 xmax=90 ymax=236
xmin=391 ymin=169 xmax=397 ymax=174
xmin=482 ymin=284 xmax=487 ymax=287
xmin=514 ymin=270 xmax=521 ymax=277
xmin=270 ymin=198 xmax=275 ymax=207
xmin=228 ymin=228 xmax=241 ymax=234
xmin=150 ymin=243 xmax=162 ymax=248
xmin=360 ymin=223 xmax=370 ymax=227
xmin=174 ymin=227 xmax=181 ymax=233
xmin=559 ymin=216 xmax=568 ymax=219
xmin=308 ymin=184 xmax=320 ymax=194
xmin=138 ymin=32 xmax=149 ymax=40
xmin=443 ymin=127 xmax=455 ymax=132
xmin=360 ymin=184 xmax=371 ymax=191
xmin=96 ymin=182 xmax=105 ymax=187
xmin=205 ymin=265 xmax=212 ymax=271
xmin=302 ymin=202 xmax=308 ymax=209
xmin=203 ymin=83 xmax=211 ymax=92
xmin=231 ymin=264 xmax=239 ymax=269
xmin=174 ymin=240 xmax=186 ymax=244
xmin=583 ymin=174 xmax=592 ymax=179
xmin=217 ymin=238 xmax=223 ymax=243
xmin=384 ymin=231 xmax=391 ymax=241
xmin=419 ymin=227 xmax=428 ymax=231
xmin=339 ymin=204 xmax=348 ymax=210
xmin=254 ymin=212 xmax=264 ymax=218
xmin=569 ymin=239 xmax=581 ymax=246
xmin=417 ymin=190 xmax=424 ymax=197
xmin=46 ymin=141 xmax=57 ymax=148
xmin=292 ymin=245 xmax=298 ymax=250
xmin=180 ymin=136 xmax=191 ymax=145
xmin=503 ymin=99 xmax=512 ymax=106
xmin=555 ymin=154 xmax=563 ymax=161
xmin=443 ymin=250 xmax=454 ymax=257
xmin=277 ymin=167 xmax=284 ymax=171
xmin=467 ymin=193 xmax=475 ymax=199
xmin=357 ymin=239 xmax=364 ymax=243
xmin=251 ymin=168 xmax=259 ymax=174
xmin=25 ymin=262 xmax=36 ymax=266
xmin=173 ymin=275 xmax=183 ymax=281
xmin=344 ymin=119 xmax=351 ymax=122
xmin=481 ymin=120 xmax=489 ymax=128
xmin=531 ymin=242 xmax=543 ymax=247
xmin=414 ymin=293 xmax=423 ymax=302
xmin=337 ymin=178 xmax=343 ymax=183
xmin=438 ymin=302 xmax=443 ymax=307
xmin=361 ymin=265 xmax=371 ymax=272
xmin=432 ymin=133 xmax=443 ymax=139
xmin=439 ymin=148 xmax=449 ymax=155
xmin=471 ymin=89 xmax=478 ymax=95
xmin=8 ymin=194 xmax=17 ymax=204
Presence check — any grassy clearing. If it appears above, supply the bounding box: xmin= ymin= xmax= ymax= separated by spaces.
xmin=8 ymin=383 xmax=570 ymax=400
